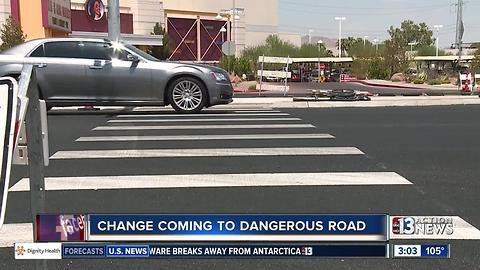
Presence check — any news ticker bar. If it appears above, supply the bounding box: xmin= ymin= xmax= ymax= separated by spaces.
xmin=14 ymin=243 xmax=451 ymax=259
xmin=36 ymin=214 xmax=388 ymax=242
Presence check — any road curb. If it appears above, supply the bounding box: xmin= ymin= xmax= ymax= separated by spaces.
xmin=229 ymin=96 xmax=480 ymax=108
xmin=351 ymin=80 xmax=460 ymax=92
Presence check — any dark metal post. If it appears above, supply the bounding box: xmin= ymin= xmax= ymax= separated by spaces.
xmin=25 ymin=68 xmax=46 ymax=241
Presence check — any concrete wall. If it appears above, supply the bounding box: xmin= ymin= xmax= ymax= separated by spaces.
xmin=130 ymin=0 xmax=163 ymax=35
xmin=163 ymin=0 xmax=278 ymax=27
xmin=18 ymin=0 xmax=45 ymax=39
xmin=163 ymin=0 xmax=278 ymax=54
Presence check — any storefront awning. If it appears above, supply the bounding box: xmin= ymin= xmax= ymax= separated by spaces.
xmin=69 ymin=31 xmax=163 ymax=46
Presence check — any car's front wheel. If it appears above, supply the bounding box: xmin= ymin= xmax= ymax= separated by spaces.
xmin=168 ymin=77 xmax=206 ymax=113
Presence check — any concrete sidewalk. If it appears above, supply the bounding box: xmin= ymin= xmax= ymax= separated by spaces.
xmin=228 ymin=96 xmax=480 ymax=108
xmin=357 ymin=80 xmax=460 ymax=91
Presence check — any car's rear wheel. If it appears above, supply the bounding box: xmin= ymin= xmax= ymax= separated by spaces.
xmin=168 ymin=77 xmax=206 ymax=113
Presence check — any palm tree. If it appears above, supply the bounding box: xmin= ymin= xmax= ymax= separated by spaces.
xmin=336 ymin=36 xmax=357 ymax=56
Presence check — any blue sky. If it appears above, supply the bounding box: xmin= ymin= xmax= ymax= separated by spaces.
xmin=278 ymin=0 xmax=479 ymax=47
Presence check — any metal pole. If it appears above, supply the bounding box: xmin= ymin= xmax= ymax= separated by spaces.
xmin=259 ymin=55 xmax=264 ymax=96
xmin=455 ymin=0 xmax=463 ymax=65
xmin=232 ymin=0 xmax=236 ymax=57
xmin=455 ymin=0 xmax=463 ymax=90
xmin=284 ymin=57 xmax=289 ymax=97
xmin=196 ymin=16 xmax=201 ymax=62
xmin=108 ymin=0 xmax=121 ymax=41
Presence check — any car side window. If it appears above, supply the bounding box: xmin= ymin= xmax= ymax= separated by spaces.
xmin=44 ymin=41 xmax=83 ymax=58
xmin=113 ymin=48 xmax=131 ymax=61
xmin=82 ymin=42 xmax=112 ymax=60
xmin=29 ymin=44 xmax=45 ymax=57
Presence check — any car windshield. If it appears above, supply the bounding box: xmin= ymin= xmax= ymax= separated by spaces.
xmin=123 ymin=43 xmax=160 ymax=62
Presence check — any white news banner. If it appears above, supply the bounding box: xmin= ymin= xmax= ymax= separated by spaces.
xmin=14 ymin=243 xmax=62 ymax=260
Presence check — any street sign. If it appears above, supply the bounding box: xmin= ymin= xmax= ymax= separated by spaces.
xmin=258 ymin=56 xmax=293 ymax=64
xmin=256 ymin=70 xmax=292 ymax=79
xmin=0 ymin=77 xmax=18 ymax=229
xmin=256 ymin=84 xmax=290 ymax=92
xmin=222 ymin=41 xmax=236 ymax=56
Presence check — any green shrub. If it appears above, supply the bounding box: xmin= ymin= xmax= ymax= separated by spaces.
xmin=427 ymin=79 xmax=442 ymax=85
xmin=248 ymin=84 xmax=257 ymax=90
xmin=440 ymin=75 xmax=450 ymax=84
xmin=413 ymin=78 xmax=425 ymax=84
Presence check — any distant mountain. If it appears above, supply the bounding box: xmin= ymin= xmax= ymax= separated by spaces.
xmin=301 ymin=36 xmax=338 ymax=53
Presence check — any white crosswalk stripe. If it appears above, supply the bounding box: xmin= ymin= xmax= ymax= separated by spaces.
xmin=116 ymin=113 xmax=290 ymax=118
xmin=10 ymin=172 xmax=412 ymax=192
xmin=93 ymin=124 xmax=316 ymax=130
xmin=50 ymin=147 xmax=364 ymax=159
xmin=107 ymin=117 xmax=301 ymax=123
xmin=76 ymin=133 xmax=335 ymax=142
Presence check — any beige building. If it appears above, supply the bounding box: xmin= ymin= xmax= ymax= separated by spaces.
xmin=0 ymin=0 xmax=10 ymax=26
xmin=0 ymin=0 xmax=300 ymax=60
xmin=163 ymin=0 xmax=300 ymax=55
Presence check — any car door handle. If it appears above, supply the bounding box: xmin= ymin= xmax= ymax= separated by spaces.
xmin=89 ymin=65 xmax=104 ymax=70
xmin=35 ymin=63 xmax=47 ymax=68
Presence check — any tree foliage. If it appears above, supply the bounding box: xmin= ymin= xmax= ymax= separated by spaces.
xmin=0 ymin=16 xmax=26 ymax=51
xmin=219 ymin=34 xmax=333 ymax=76
xmin=239 ymin=34 xmax=333 ymax=63
xmin=416 ymin=45 xmax=447 ymax=56
xmin=379 ymin=20 xmax=435 ymax=78
xmin=473 ymin=48 xmax=480 ymax=72
xmin=148 ymin=22 xmax=170 ymax=60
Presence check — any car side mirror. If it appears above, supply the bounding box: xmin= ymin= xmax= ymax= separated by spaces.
xmin=127 ymin=54 xmax=139 ymax=62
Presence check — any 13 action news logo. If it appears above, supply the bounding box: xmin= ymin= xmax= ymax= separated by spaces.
xmin=392 ymin=217 xmax=454 ymax=235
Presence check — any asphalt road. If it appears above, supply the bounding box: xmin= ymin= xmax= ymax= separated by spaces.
xmin=1 ymin=104 xmax=480 ymax=269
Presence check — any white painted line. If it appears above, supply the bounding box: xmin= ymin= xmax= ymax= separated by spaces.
xmin=132 ymin=107 xmax=277 ymax=112
xmin=93 ymin=124 xmax=315 ymax=131
xmin=389 ymin=216 xmax=480 ymax=240
xmin=107 ymin=118 xmax=301 ymax=123
xmin=76 ymin=133 xmax=335 ymax=142
xmin=51 ymin=106 xmax=126 ymax=111
xmin=0 ymin=223 xmax=33 ymax=247
xmin=50 ymin=147 xmax=363 ymax=159
xmin=10 ymin=172 xmax=411 ymax=192
xmin=116 ymin=113 xmax=290 ymax=118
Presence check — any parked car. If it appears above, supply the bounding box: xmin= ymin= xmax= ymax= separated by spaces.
xmin=0 ymin=38 xmax=233 ymax=113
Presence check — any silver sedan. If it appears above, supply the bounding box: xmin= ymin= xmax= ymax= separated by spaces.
xmin=0 ymin=38 xmax=233 ymax=113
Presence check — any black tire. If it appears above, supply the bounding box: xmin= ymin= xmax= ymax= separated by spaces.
xmin=168 ymin=77 xmax=206 ymax=114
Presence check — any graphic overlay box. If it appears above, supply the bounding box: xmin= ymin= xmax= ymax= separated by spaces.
xmin=36 ymin=214 xmax=86 ymax=242
xmin=61 ymin=244 xmax=389 ymax=258
xmin=87 ymin=214 xmax=388 ymax=242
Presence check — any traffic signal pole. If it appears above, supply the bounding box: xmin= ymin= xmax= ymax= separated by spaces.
xmin=108 ymin=0 xmax=121 ymax=41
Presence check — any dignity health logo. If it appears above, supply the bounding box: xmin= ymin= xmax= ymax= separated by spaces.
xmin=14 ymin=243 xmax=62 ymax=260
xmin=15 ymin=245 xmax=25 ymax=256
